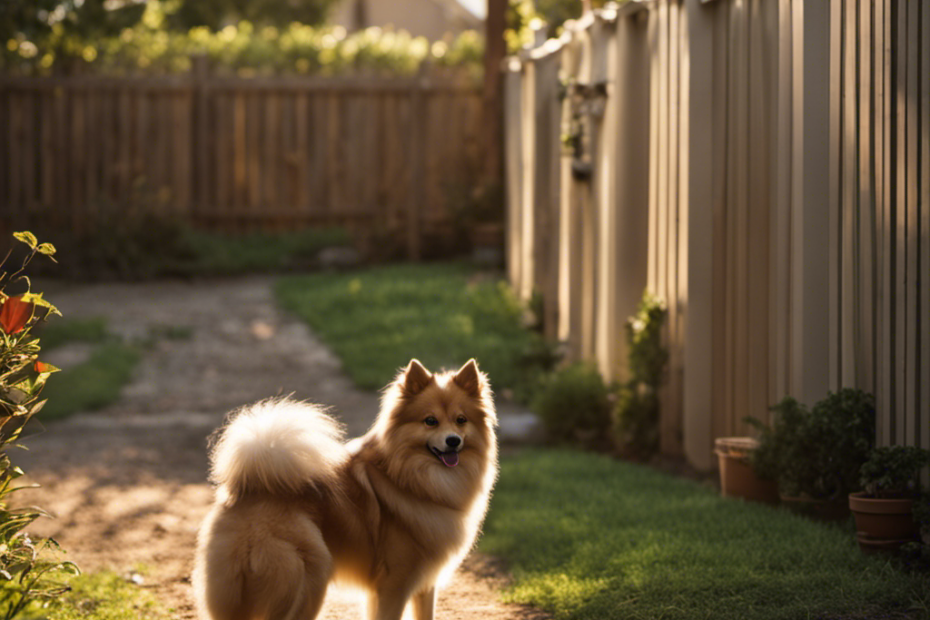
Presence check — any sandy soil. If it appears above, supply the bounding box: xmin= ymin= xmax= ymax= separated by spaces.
xmin=17 ymin=276 xmax=547 ymax=620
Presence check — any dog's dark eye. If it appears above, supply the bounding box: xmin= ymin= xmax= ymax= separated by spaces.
xmin=456 ymin=416 xmax=467 ymax=425
xmin=424 ymin=416 xmax=439 ymax=427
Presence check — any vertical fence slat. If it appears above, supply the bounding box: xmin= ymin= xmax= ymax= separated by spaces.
xmin=858 ymin=0 xmax=874 ymax=393
xmin=894 ymin=0 xmax=907 ymax=445
xmin=920 ymin=0 xmax=929 ymax=455
xmin=904 ymin=0 xmax=919 ymax=446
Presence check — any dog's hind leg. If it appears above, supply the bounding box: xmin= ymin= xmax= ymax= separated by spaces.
xmin=411 ymin=586 xmax=435 ymax=620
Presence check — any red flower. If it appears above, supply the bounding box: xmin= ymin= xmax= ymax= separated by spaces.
xmin=34 ymin=361 xmax=50 ymax=373
xmin=0 ymin=296 xmax=35 ymax=334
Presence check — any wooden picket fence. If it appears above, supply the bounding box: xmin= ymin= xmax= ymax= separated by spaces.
xmin=507 ymin=0 xmax=930 ymax=469
xmin=0 ymin=60 xmax=483 ymax=257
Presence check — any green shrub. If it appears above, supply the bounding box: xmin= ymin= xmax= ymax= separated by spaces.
xmin=748 ymin=389 xmax=876 ymax=500
xmin=612 ymin=293 xmax=667 ymax=459
xmin=30 ymin=198 xmax=350 ymax=280
xmin=2 ymin=1 xmax=483 ymax=78
xmin=859 ymin=445 xmax=930 ymax=498
xmin=0 ymin=232 xmax=79 ymax=618
xmin=532 ymin=362 xmax=612 ymax=442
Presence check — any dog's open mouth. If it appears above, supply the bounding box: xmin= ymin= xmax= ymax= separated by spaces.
xmin=429 ymin=446 xmax=460 ymax=467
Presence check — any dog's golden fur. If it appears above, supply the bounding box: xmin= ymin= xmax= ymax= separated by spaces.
xmin=193 ymin=359 xmax=498 ymax=620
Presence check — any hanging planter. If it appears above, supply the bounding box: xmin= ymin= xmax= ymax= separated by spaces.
xmin=714 ymin=437 xmax=779 ymax=505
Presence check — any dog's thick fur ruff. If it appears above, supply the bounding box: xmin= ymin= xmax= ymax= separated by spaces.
xmin=193 ymin=359 xmax=498 ymax=620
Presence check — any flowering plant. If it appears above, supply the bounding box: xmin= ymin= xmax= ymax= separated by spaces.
xmin=0 ymin=231 xmax=78 ymax=619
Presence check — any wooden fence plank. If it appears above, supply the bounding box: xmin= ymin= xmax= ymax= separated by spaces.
xmin=880 ymin=0 xmax=894 ymax=445
xmin=841 ymin=0 xmax=856 ymax=389
xmin=858 ymin=0 xmax=874 ymax=392
xmin=894 ymin=0 xmax=906 ymax=445
xmin=921 ymin=0 xmax=929 ymax=453
xmin=710 ymin=0 xmax=729 ymax=441
xmin=904 ymin=0 xmax=919 ymax=445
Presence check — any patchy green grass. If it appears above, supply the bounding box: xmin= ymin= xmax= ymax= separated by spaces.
xmin=39 ymin=343 xmax=141 ymax=422
xmin=276 ymin=262 xmax=553 ymax=397
xmin=480 ymin=449 xmax=930 ymax=620
xmin=176 ymin=227 xmax=351 ymax=275
xmin=33 ymin=316 xmax=145 ymax=422
xmin=25 ymin=570 xmax=168 ymax=620
xmin=34 ymin=317 xmax=108 ymax=351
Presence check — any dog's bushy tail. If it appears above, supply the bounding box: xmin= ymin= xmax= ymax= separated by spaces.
xmin=210 ymin=398 xmax=346 ymax=500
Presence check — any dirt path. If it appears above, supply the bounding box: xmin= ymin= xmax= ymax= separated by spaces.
xmin=18 ymin=276 xmax=547 ymax=620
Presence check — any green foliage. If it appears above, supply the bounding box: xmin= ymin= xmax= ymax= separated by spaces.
xmin=481 ymin=449 xmax=930 ymax=620
xmin=29 ymin=199 xmax=350 ymax=280
xmin=2 ymin=0 xmax=483 ymax=77
xmin=34 ymin=318 xmax=108 ymax=352
xmin=166 ymin=0 xmax=337 ymax=31
xmin=747 ymin=389 xmax=876 ymax=500
xmin=506 ymin=0 xmax=616 ymax=51
xmin=612 ymin=293 xmax=667 ymax=459
xmin=531 ymin=363 xmax=612 ymax=442
xmin=39 ymin=343 xmax=140 ymax=423
xmin=35 ymin=570 xmax=168 ymax=620
xmin=859 ymin=446 xmax=930 ymax=498
xmin=0 ymin=233 xmax=79 ymax=619
xmin=276 ymin=263 xmax=551 ymax=398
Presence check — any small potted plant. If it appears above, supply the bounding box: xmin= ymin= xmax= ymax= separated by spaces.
xmin=747 ymin=390 xmax=875 ymax=521
xmin=849 ymin=446 xmax=930 ymax=553
xmin=714 ymin=436 xmax=779 ymax=505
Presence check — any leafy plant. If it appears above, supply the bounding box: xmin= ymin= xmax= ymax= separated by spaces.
xmin=2 ymin=0 xmax=483 ymax=78
xmin=613 ymin=293 xmax=667 ymax=459
xmin=747 ymin=389 xmax=876 ymax=500
xmin=0 ymin=232 xmax=79 ymax=618
xmin=859 ymin=446 xmax=930 ymax=499
xmin=532 ymin=362 xmax=613 ymax=443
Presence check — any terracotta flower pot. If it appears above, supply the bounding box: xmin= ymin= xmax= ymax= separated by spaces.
xmin=714 ymin=437 xmax=779 ymax=505
xmin=848 ymin=492 xmax=919 ymax=553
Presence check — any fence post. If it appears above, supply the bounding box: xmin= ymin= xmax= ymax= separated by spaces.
xmin=191 ymin=54 xmax=210 ymax=226
xmin=407 ymin=61 xmax=429 ymax=260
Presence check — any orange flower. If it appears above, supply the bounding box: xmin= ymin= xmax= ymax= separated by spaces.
xmin=34 ymin=361 xmax=51 ymax=373
xmin=0 ymin=296 xmax=34 ymax=334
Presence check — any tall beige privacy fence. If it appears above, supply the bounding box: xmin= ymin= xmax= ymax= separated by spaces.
xmin=0 ymin=61 xmax=483 ymax=257
xmin=506 ymin=0 xmax=929 ymax=469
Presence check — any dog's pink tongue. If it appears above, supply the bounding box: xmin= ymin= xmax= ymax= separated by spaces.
xmin=440 ymin=452 xmax=459 ymax=467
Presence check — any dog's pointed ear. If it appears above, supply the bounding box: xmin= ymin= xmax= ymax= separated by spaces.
xmin=403 ymin=359 xmax=433 ymax=395
xmin=453 ymin=359 xmax=482 ymax=397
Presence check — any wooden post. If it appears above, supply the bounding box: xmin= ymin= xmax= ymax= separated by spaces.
xmin=408 ymin=62 xmax=429 ymax=260
xmin=482 ymin=0 xmax=507 ymax=188
xmin=192 ymin=54 xmax=211 ymax=226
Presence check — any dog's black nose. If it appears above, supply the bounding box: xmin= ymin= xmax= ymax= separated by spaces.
xmin=445 ymin=435 xmax=461 ymax=448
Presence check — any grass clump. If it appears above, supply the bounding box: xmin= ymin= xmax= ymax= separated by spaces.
xmin=34 ymin=204 xmax=351 ymax=280
xmin=30 ymin=570 xmax=168 ymax=620
xmin=481 ymin=449 xmax=930 ymax=620
xmin=276 ymin=262 xmax=550 ymax=397
xmin=34 ymin=318 xmax=108 ymax=351
xmin=39 ymin=343 xmax=140 ymax=423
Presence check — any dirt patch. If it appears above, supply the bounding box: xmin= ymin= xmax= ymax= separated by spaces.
xmin=18 ymin=277 xmax=548 ymax=620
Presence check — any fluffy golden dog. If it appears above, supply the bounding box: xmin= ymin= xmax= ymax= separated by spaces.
xmin=193 ymin=359 xmax=498 ymax=620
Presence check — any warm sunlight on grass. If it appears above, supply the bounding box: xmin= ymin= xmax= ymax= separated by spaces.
xmin=481 ymin=449 xmax=930 ymax=620
xmin=37 ymin=570 xmax=168 ymax=620
xmin=276 ymin=263 xmax=549 ymax=397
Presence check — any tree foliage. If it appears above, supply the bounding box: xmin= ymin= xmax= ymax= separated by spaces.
xmin=2 ymin=0 xmax=483 ymax=76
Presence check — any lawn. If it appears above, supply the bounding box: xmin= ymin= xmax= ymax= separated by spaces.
xmin=276 ymin=262 xmax=551 ymax=397
xmin=481 ymin=449 xmax=930 ymax=620
xmin=18 ymin=570 xmax=168 ymax=620
xmin=34 ymin=317 xmax=141 ymax=422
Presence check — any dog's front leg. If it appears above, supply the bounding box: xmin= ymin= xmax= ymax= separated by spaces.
xmin=411 ymin=586 xmax=435 ymax=620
